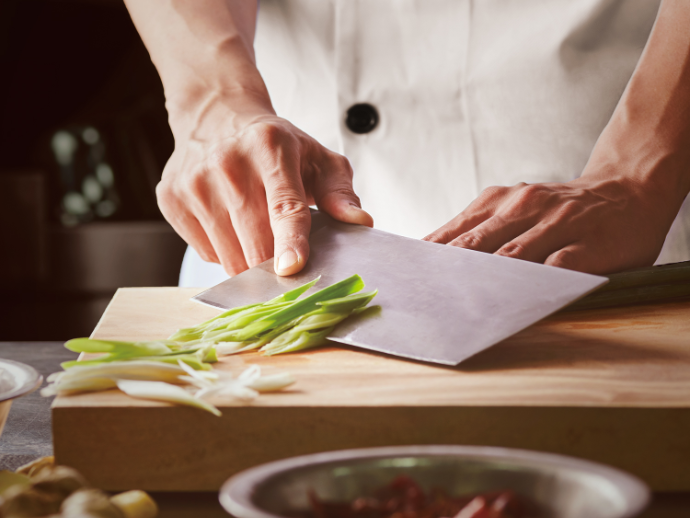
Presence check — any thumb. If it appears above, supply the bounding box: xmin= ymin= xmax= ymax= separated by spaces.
xmin=314 ymin=155 xmax=374 ymax=228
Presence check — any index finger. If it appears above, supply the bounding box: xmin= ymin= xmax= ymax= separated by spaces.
xmin=422 ymin=185 xmax=512 ymax=243
xmin=261 ymin=147 xmax=312 ymax=277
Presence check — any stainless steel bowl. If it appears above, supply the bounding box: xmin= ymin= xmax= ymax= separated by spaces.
xmin=0 ymin=359 xmax=43 ymax=438
xmin=220 ymin=446 xmax=649 ymax=518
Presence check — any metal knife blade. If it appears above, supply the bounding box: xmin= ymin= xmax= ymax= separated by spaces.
xmin=193 ymin=212 xmax=607 ymax=365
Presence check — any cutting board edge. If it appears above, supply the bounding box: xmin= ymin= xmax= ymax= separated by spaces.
xmin=53 ymin=405 xmax=690 ymax=492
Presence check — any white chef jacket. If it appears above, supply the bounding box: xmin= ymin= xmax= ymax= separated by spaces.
xmin=180 ymin=0 xmax=690 ymax=287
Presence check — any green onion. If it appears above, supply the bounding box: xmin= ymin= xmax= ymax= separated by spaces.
xmin=264 ymin=276 xmax=320 ymax=304
xmin=116 ymin=380 xmax=221 ymax=417
xmin=60 ymin=338 xmax=212 ymax=370
xmin=64 ymin=338 xmax=172 ymax=356
xmin=219 ymin=274 xmax=365 ymax=342
xmin=167 ymin=303 xmax=260 ymax=342
xmin=45 ymin=275 xmax=376 ymax=415
xmin=41 ymin=361 xmax=188 ymax=396
xmin=261 ymin=328 xmax=333 ymax=355
xmin=168 ymin=277 xmax=320 ymax=342
xmin=316 ymin=290 xmax=378 ymax=313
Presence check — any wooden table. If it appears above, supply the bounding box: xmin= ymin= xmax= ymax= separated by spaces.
xmin=52 ymin=288 xmax=690 ymax=497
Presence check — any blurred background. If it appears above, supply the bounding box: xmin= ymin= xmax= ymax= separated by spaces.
xmin=0 ymin=0 xmax=187 ymax=340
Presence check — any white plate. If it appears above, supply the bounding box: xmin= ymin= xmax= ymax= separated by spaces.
xmin=0 ymin=359 xmax=42 ymax=402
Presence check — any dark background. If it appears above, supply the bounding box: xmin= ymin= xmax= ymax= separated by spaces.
xmin=0 ymin=0 xmax=187 ymax=340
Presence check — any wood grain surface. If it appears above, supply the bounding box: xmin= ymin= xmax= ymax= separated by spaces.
xmin=53 ymin=288 xmax=690 ymax=492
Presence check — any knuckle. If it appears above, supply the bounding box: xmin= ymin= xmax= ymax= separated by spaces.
xmin=249 ymin=122 xmax=292 ymax=151
xmin=206 ymin=148 xmax=230 ymax=172
xmin=206 ymin=151 xmax=244 ymax=190
xmin=437 ymin=229 xmax=455 ymax=243
xmin=496 ymin=242 xmax=527 ymax=258
xmin=520 ymin=183 xmax=542 ymax=198
xmin=479 ymin=185 xmax=504 ymax=200
xmin=427 ymin=228 xmax=454 ymax=244
xmin=513 ymin=184 xmax=547 ymax=208
xmin=555 ymin=200 xmax=581 ymax=220
xmin=183 ymin=166 xmax=210 ymax=197
xmin=249 ymin=121 xmax=277 ymax=141
xmin=270 ymin=197 xmax=310 ymax=221
xmin=155 ymin=179 xmax=174 ymax=204
xmin=547 ymin=249 xmax=578 ymax=269
xmin=155 ymin=180 xmax=187 ymax=225
xmin=453 ymin=231 xmax=486 ymax=250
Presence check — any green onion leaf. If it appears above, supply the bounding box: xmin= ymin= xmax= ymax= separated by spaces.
xmin=315 ymin=290 xmax=378 ymax=313
xmin=261 ymin=328 xmax=332 ymax=356
xmin=224 ymin=274 xmax=365 ymax=341
xmin=264 ymin=276 xmax=320 ymax=304
xmin=116 ymin=380 xmax=221 ymax=416
xmin=65 ymin=338 xmax=172 ymax=356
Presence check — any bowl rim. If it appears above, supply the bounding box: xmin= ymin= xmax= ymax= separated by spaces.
xmin=0 ymin=358 xmax=43 ymax=403
xmin=219 ymin=445 xmax=650 ymax=518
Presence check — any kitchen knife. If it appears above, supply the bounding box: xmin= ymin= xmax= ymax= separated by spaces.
xmin=192 ymin=212 xmax=607 ymax=365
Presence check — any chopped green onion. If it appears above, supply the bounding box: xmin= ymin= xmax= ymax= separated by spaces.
xmin=169 ymin=277 xmax=320 ymax=342
xmin=244 ymin=372 xmax=296 ymax=392
xmin=46 ymin=275 xmax=376 ymax=415
xmin=261 ymin=328 xmax=332 ymax=356
xmin=316 ymin=290 xmax=378 ymax=313
xmin=40 ymin=361 xmax=187 ymax=396
xmin=65 ymin=338 xmax=172 ymax=356
xmin=222 ymin=274 xmax=365 ymax=342
xmin=168 ymin=302 xmax=261 ymax=342
xmin=264 ymin=276 xmax=321 ymax=304
xmin=116 ymin=380 xmax=221 ymax=417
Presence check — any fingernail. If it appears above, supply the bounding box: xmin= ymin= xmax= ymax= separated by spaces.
xmin=277 ymin=250 xmax=298 ymax=272
xmin=349 ymin=205 xmax=374 ymax=227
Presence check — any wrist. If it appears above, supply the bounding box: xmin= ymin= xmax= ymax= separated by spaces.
xmin=582 ymin=108 xmax=690 ymax=209
xmin=155 ymin=34 xmax=275 ymax=142
xmin=166 ymin=84 xmax=275 ymax=143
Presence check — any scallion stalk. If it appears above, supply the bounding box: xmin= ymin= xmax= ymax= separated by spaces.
xmin=45 ymin=275 xmax=376 ymax=415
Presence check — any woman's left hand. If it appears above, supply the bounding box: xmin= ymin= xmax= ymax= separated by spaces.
xmin=423 ymin=174 xmax=676 ymax=275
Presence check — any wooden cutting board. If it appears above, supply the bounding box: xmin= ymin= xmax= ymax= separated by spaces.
xmin=52 ymin=288 xmax=690 ymax=492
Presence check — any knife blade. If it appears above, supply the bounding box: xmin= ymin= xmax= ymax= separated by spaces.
xmin=192 ymin=212 xmax=607 ymax=365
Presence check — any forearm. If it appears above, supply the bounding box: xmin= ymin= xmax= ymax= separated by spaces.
xmin=123 ymin=0 xmax=272 ymax=139
xmin=585 ymin=0 xmax=690 ymax=206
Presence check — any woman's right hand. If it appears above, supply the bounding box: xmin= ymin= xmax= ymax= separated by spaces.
xmin=159 ymin=93 xmax=372 ymax=277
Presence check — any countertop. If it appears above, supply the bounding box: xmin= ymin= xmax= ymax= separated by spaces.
xmin=3 ymin=341 xmax=690 ymax=517
xmin=0 ymin=342 xmax=74 ymax=470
